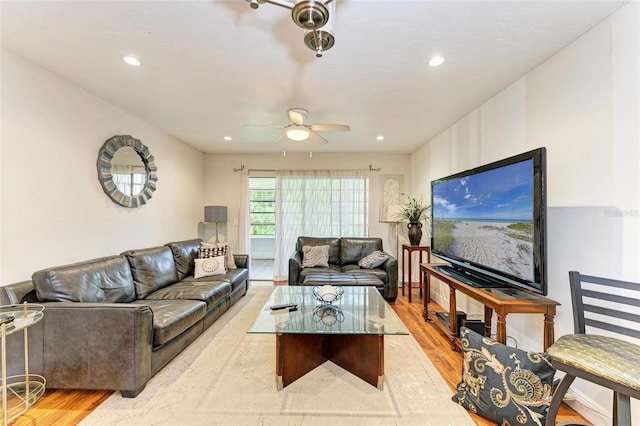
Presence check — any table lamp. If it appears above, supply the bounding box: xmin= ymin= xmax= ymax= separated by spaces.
xmin=204 ymin=206 xmax=227 ymax=243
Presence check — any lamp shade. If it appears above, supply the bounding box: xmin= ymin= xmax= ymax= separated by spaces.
xmin=204 ymin=206 xmax=227 ymax=223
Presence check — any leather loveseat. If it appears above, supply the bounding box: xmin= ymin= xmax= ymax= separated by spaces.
xmin=0 ymin=238 xmax=249 ymax=397
xmin=289 ymin=236 xmax=398 ymax=301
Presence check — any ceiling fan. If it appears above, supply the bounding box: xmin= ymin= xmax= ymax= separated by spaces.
xmin=251 ymin=108 xmax=350 ymax=144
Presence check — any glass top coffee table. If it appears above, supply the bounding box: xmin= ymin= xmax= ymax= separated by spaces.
xmin=248 ymin=286 xmax=409 ymax=390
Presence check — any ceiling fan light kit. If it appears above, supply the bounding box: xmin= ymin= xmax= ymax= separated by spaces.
xmin=285 ymin=128 xmax=310 ymax=141
xmin=246 ymin=0 xmax=336 ymax=56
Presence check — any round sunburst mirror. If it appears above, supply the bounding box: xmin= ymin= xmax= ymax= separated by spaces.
xmin=97 ymin=135 xmax=158 ymax=208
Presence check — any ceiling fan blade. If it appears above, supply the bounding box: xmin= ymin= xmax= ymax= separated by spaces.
xmin=244 ymin=124 xmax=285 ymax=129
xmin=309 ymin=131 xmax=329 ymax=144
xmin=271 ymin=132 xmax=288 ymax=143
xmin=310 ymin=124 xmax=350 ymax=132
xmin=287 ymin=108 xmax=307 ymax=126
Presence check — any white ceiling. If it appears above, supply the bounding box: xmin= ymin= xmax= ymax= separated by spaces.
xmin=0 ymin=0 xmax=627 ymax=154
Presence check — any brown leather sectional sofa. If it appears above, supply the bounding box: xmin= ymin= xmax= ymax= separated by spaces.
xmin=0 ymin=238 xmax=249 ymax=397
xmin=288 ymin=236 xmax=398 ymax=301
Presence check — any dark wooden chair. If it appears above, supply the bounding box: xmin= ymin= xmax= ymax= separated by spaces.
xmin=545 ymin=271 xmax=640 ymax=426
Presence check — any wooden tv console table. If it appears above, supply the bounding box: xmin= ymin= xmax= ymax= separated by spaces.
xmin=421 ymin=263 xmax=560 ymax=351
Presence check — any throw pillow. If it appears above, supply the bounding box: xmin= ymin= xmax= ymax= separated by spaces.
xmin=358 ymin=250 xmax=388 ymax=269
xmin=452 ymin=327 xmax=555 ymax=426
xmin=302 ymin=245 xmax=330 ymax=268
xmin=198 ymin=245 xmax=226 ymax=259
xmin=201 ymin=241 xmax=237 ymax=270
xmin=194 ymin=256 xmax=226 ymax=279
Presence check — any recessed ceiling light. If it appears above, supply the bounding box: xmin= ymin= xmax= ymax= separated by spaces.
xmin=224 ymin=136 xmax=232 ymax=141
xmin=376 ymin=135 xmax=385 ymax=141
xmin=122 ymin=56 xmax=142 ymax=67
xmin=428 ymin=56 xmax=445 ymax=67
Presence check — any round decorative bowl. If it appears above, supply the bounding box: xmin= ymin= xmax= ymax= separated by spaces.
xmin=313 ymin=285 xmax=344 ymax=303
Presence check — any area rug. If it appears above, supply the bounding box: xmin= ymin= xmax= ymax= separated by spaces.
xmin=80 ymin=286 xmax=474 ymax=426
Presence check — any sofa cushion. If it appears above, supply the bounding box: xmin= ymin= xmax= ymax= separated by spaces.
xmin=299 ymin=264 xmax=341 ymax=281
xmin=144 ymin=279 xmax=232 ymax=310
xmin=32 ymin=256 xmax=136 ymax=303
xmin=165 ymin=239 xmax=202 ymax=280
xmin=302 ymin=245 xmax=330 ymax=268
xmin=122 ymin=246 xmax=179 ymax=299
xmin=131 ymin=299 xmax=206 ymax=347
xmin=296 ymin=237 xmax=340 ymax=265
xmin=0 ymin=280 xmax=38 ymax=305
xmin=341 ymin=264 xmax=388 ymax=282
xmin=340 ymin=238 xmax=383 ymax=265
xmin=302 ymin=272 xmax=384 ymax=288
xmin=217 ymin=268 xmax=250 ymax=292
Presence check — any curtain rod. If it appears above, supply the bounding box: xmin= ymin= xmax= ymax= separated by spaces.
xmin=233 ymin=164 xmax=381 ymax=173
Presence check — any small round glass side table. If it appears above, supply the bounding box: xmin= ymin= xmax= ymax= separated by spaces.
xmin=0 ymin=303 xmax=45 ymax=426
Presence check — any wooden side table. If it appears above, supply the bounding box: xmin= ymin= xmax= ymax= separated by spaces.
xmin=401 ymin=244 xmax=430 ymax=303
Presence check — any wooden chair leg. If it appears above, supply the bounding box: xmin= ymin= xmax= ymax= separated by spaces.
xmin=546 ymin=373 xmax=576 ymax=426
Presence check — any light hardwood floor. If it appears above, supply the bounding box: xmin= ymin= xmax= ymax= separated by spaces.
xmin=13 ymin=283 xmax=588 ymax=426
xmin=250 ymin=258 xmax=275 ymax=281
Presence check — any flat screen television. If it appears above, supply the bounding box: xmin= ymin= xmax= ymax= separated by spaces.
xmin=430 ymin=148 xmax=547 ymax=295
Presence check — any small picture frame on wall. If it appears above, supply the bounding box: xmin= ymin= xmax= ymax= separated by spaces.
xmin=379 ymin=174 xmax=403 ymax=222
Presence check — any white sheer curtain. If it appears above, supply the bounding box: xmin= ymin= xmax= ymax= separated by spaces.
xmin=238 ymin=169 xmax=251 ymax=256
xmin=273 ymin=169 xmax=369 ymax=281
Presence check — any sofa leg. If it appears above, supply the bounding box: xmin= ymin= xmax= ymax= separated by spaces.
xmin=121 ymin=384 xmax=146 ymax=398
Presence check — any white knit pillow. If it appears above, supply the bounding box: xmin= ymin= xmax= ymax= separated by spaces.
xmin=358 ymin=250 xmax=388 ymax=269
xmin=302 ymin=245 xmax=330 ymax=268
xmin=194 ymin=256 xmax=226 ymax=279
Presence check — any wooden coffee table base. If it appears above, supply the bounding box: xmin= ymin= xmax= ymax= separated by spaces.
xmin=275 ymin=333 xmax=384 ymax=390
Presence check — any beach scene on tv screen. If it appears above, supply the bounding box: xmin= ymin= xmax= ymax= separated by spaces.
xmin=432 ymin=160 xmax=534 ymax=282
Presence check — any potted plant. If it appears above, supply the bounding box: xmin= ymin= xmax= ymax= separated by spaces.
xmin=395 ymin=195 xmax=431 ymax=245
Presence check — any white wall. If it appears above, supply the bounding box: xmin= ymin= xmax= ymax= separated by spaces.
xmin=413 ymin=3 xmax=640 ymax=425
xmin=203 ymin=152 xmax=411 ymax=259
xmin=0 ymin=49 xmax=205 ymax=285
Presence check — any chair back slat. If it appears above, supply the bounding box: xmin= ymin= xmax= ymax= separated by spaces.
xmin=583 ymin=303 xmax=640 ymax=324
xmin=569 ymin=271 xmax=640 ymax=335
xmin=581 ymin=274 xmax=639 ymax=291
xmin=582 ymin=289 xmax=640 ymax=308
xmin=584 ymin=318 xmax=640 ymax=340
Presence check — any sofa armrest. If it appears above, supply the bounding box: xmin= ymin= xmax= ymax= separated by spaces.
xmin=233 ymin=254 xmax=249 ymax=269
xmin=41 ymin=302 xmax=153 ymax=397
xmin=288 ymin=252 xmax=303 ymax=286
xmin=382 ymin=254 xmax=398 ymax=301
